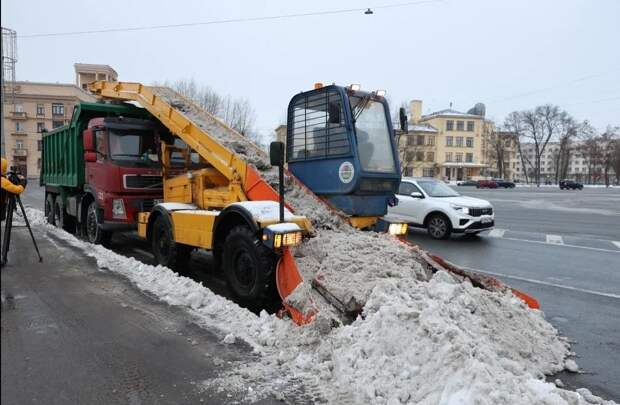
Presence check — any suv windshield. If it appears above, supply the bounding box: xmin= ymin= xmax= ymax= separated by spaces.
xmin=350 ymin=96 xmax=395 ymax=173
xmin=417 ymin=180 xmax=460 ymax=197
xmin=109 ymin=129 xmax=158 ymax=165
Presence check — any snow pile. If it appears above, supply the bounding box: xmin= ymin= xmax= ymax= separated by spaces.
xmin=26 ymin=208 xmax=617 ymax=405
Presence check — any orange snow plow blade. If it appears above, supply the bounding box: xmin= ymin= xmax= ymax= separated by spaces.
xmin=427 ymin=252 xmax=540 ymax=310
xmin=276 ymin=248 xmax=317 ymax=325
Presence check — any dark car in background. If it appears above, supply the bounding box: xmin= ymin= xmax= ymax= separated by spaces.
xmin=476 ymin=180 xmax=498 ymax=189
xmin=457 ymin=180 xmax=478 ymax=186
xmin=493 ymin=178 xmax=516 ymax=188
xmin=560 ymin=180 xmax=583 ymax=190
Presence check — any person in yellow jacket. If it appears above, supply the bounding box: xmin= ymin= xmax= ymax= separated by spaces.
xmin=2 ymin=158 xmax=25 ymax=223
xmin=1 ymin=158 xmax=25 ymax=195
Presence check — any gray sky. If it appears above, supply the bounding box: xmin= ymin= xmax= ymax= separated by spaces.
xmin=3 ymin=0 xmax=619 ymax=135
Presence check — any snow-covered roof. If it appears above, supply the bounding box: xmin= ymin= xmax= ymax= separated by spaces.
xmin=421 ymin=108 xmax=481 ymax=120
xmin=409 ymin=123 xmax=439 ymax=133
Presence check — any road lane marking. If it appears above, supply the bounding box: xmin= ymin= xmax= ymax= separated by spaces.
xmin=546 ymin=234 xmax=564 ymax=245
xmin=460 ymin=266 xmax=620 ymax=300
xmin=613 ymin=241 xmax=620 ymax=249
xmin=488 ymin=229 xmax=506 ymax=238
xmin=494 ymin=236 xmax=620 ymax=253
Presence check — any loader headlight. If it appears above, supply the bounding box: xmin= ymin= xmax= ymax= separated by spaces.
xmin=112 ymin=199 xmax=127 ymax=219
xmin=450 ymin=204 xmax=469 ymax=215
xmin=388 ymin=223 xmax=408 ymax=236
xmin=263 ymin=223 xmax=303 ymax=249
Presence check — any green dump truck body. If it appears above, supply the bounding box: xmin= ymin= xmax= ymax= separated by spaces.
xmin=40 ymin=102 xmax=149 ymax=188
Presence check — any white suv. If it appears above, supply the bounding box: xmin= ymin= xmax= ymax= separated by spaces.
xmin=388 ymin=177 xmax=494 ymax=239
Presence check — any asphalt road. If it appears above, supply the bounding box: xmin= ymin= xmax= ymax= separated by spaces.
xmin=406 ymin=186 xmax=620 ymax=401
xmin=0 ymin=191 xmax=301 ymax=405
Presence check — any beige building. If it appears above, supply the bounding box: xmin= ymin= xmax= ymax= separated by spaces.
xmin=74 ymin=63 xmax=118 ymax=91
xmin=2 ymin=64 xmax=116 ymax=178
xmin=399 ymin=100 xmax=489 ymax=181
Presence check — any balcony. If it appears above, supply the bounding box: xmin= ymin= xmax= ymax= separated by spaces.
xmin=11 ymin=111 xmax=27 ymax=120
xmin=11 ymin=130 xmax=28 ymax=136
xmin=13 ymin=149 xmax=28 ymax=157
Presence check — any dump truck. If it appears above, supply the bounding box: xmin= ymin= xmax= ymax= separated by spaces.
xmin=40 ymin=102 xmax=169 ymax=244
xmin=86 ymin=81 xmax=538 ymax=325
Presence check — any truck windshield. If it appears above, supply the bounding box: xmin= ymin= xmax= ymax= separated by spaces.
xmin=109 ymin=129 xmax=158 ymax=165
xmin=350 ymin=96 xmax=396 ymax=173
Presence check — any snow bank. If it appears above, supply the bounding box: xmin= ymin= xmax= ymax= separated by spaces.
xmin=25 ymin=207 xmax=616 ymax=405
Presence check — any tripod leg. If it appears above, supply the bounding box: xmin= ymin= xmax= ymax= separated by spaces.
xmin=16 ymin=197 xmax=43 ymax=262
xmin=2 ymin=197 xmax=15 ymax=266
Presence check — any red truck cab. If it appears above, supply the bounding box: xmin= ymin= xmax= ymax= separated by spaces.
xmin=80 ymin=116 xmax=164 ymax=242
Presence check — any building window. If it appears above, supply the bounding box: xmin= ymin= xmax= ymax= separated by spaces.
xmin=423 ymin=168 xmax=434 ymax=177
xmin=415 ymin=151 xmax=424 ymax=161
xmin=416 ymin=135 xmax=425 ymax=146
xmin=14 ymin=104 xmax=24 ymax=113
xmin=504 ymin=139 xmax=511 ymax=147
xmin=38 ymin=140 xmax=43 ymax=151
xmin=37 ymin=158 xmax=42 ymax=169
xmin=467 ymin=121 xmax=475 ymax=131
xmin=15 ymin=122 xmax=24 ymax=132
xmin=426 ymin=136 xmax=435 ymax=146
xmin=52 ymin=121 xmax=64 ymax=129
xmin=456 ymin=121 xmax=464 ymax=131
xmin=36 ymin=104 xmax=45 ymax=116
xmin=52 ymin=103 xmax=65 ymax=116
xmin=37 ymin=122 xmax=45 ymax=133
xmin=405 ymin=151 xmax=414 ymax=162
xmin=466 ymin=137 xmax=474 ymax=147
xmin=455 ymin=136 xmax=463 ymax=147
xmin=446 ymin=120 xmax=454 ymax=131
xmin=407 ymin=135 xmax=415 ymax=146
xmin=426 ymin=152 xmax=434 ymax=162
xmin=446 ymin=136 xmax=453 ymax=146
xmin=446 ymin=152 xmax=453 ymax=162
xmin=455 ymin=152 xmax=463 ymax=162
xmin=466 ymin=153 xmax=473 ymax=163
xmin=16 ymin=140 xmax=24 ymax=149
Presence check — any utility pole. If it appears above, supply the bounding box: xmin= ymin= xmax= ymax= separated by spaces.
xmin=1 ymin=27 xmax=18 ymax=159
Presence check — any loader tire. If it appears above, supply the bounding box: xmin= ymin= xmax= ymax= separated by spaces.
xmin=222 ymin=225 xmax=279 ymax=311
xmin=86 ymin=201 xmax=111 ymax=246
xmin=151 ymin=215 xmax=192 ymax=270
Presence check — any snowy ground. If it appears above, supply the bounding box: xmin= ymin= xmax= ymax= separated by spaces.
xmin=22 ymin=208 xmax=617 ymax=405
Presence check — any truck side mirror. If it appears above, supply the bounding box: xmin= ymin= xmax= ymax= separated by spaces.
xmin=270 ymin=141 xmax=285 ymax=166
xmin=399 ymin=107 xmax=408 ymax=133
xmin=83 ymin=129 xmax=95 ymax=151
xmin=84 ymin=151 xmax=97 ymax=163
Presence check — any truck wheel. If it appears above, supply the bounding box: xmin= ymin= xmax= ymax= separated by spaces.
xmin=45 ymin=194 xmax=55 ymax=225
xmin=427 ymin=214 xmax=451 ymax=240
xmin=54 ymin=199 xmax=75 ymax=233
xmin=86 ymin=201 xmax=111 ymax=246
xmin=151 ymin=215 xmax=192 ymax=270
xmin=222 ymin=225 xmax=278 ymax=311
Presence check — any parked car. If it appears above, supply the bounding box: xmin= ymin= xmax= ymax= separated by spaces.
xmin=457 ymin=180 xmax=478 ymax=186
xmin=388 ymin=177 xmax=495 ymax=239
xmin=559 ymin=180 xmax=583 ymax=190
xmin=476 ymin=180 xmax=498 ymax=189
xmin=492 ymin=178 xmax=516 ymax=188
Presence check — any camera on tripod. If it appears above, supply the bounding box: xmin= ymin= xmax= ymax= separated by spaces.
xmin=7 ymin=166 xmax=27 ymax=188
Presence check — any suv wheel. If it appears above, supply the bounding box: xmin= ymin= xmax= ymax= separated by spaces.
xmin=427 ymin=214 xmax=451 ymax=240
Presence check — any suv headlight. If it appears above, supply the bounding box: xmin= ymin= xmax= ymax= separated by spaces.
xmin=450 ymin=204 xmax=470 ymax=215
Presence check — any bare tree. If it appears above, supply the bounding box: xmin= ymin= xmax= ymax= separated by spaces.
xmin=578 ymin=122 xmax=602 ymax=184
xmin=164 ymin=78 xmax=257 ymax=142
xmin=504 ymin=111 xmax=529 ymax=184
xmin=599 ymin=126 xmax=619 ymax=186
xmin=552 ymin=116 xmax=579 ymax=183
xmin=611 ymin=136 xmax=620 ymax=186
xmin=505 ymin=105 xmax=571 ymax=186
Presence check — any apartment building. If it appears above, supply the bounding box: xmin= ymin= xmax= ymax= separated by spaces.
xmin=515 ymin=142 xmax=616 ymax=184
xmin=2 ymin=64 xmax=115 ymax=178
xmin=398 ymin=100 xmax=488 ymax=181
xmin=482 ymin=130 xmax=519 ymax=180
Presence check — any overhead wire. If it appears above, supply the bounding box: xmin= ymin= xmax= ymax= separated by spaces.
xmin=18 ymin=0 xmax=442 ymax=39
